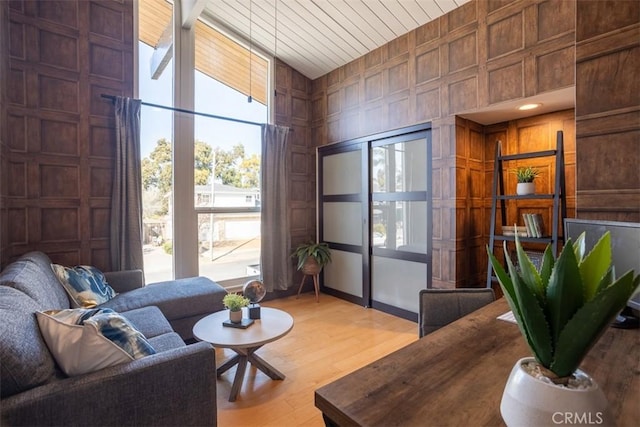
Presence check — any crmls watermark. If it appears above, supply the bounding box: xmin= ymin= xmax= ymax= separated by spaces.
xmin=552 ymin=412 xmax=604 ymax=425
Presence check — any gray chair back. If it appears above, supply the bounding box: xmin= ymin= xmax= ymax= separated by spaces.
xmin=418 ymin=288 xmax=495 ymax=337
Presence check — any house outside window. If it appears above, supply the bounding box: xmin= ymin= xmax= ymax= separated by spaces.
xmin=138 ymin=0 xmax=270 ymax=286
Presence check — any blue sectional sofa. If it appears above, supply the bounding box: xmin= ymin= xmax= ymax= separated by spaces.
xmin=0 ymin=251 xmax=226 ymax=426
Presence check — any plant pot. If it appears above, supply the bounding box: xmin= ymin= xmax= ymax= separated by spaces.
xmin=500 ymin=357 xmax=613 ymax=427
xmin=516 ymin=182 xmax=535 ymax=195
xmin=302 ymin=258 xmax=322 ymax=276
xmin=229 ymin=309 xmax=242 ymax=323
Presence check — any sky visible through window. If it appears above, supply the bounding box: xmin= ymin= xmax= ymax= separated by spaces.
xmin=138 ymin=42 xmax=267 ymax=158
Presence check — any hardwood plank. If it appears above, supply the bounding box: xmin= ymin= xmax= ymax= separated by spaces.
xmin=215 ymin=293 xmax=418 ymax=427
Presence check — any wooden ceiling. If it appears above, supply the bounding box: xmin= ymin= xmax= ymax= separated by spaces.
xmin=139 ymin=0 xmax=268 ymax=105
xmin=203 ymin=0 xmax=470 ymax=79
xmin=139 ymin=1 xmax=471 ymax=103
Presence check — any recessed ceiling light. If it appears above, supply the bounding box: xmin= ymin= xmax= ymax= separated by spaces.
xmin=518 ymin=103 xmax=542 ymax=111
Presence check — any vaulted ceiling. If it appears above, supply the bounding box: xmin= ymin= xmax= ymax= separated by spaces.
xmin=202 ymin=0 xmax=471 ymax=80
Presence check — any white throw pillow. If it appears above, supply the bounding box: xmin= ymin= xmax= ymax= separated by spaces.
xmin=36 ymin=308 xmax=155 ymax=376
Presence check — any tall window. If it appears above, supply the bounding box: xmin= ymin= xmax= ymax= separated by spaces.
xmin=138 ymin=1 xmax=270 ymax=286
xmin=138 ymin=0 xmax=174 ymax=282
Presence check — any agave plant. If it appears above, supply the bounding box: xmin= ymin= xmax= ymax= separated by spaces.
xmin=488 ymin=231 xmax=639 ymax=382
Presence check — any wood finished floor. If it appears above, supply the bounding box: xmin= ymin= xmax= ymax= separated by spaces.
xmin=214 ymin=292 xmax=418 ymax=427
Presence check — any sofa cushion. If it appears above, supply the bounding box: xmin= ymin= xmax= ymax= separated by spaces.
xmin=51 ymin=264 xmax=117 ymax=308
xmin=100 ymin=276 xmax=226 ymax=323
xmin=147 ymin=331 xmax=188 ymax=352
xmin=36 ymin=308 xmax=156 ymax=376
xmin=0 ymin=286 xmax=58 ymax=398
xmin=120 ymin=306 xmax=174 ymax=339
xmin=0 ymin=252 xmax=70 ymax=310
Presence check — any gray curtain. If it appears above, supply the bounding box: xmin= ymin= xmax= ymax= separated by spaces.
xmin=260 ymin=124 xmax=291 ymax=291
xmin=110 ymin=97 xmax=144 ymax=271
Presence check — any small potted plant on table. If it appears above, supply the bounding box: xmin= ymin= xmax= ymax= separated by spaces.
xmin=487 ymin=231 xmax=639 ymax=426
xmin=223 ymin=293 xmax=249 ymax=323
xmin=512 ymin=166 xmax=540 ymax=195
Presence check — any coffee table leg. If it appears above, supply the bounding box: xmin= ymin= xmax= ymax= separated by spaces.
xmin=229 ymin=355 xmax=248 ymax=402
xmin=247 ymin=351 xmax=285 ymax=380
xmin=217 ymin=354 xmax=240 ymax=377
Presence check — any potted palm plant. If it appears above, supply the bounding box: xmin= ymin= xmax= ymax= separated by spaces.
xmin=488 ymin=231 xmax=639 ymax=426
xmin=223 ymin=293 xmax=249 ymax=323
xmin=512 ymin=166 xmax=540 ymax=195
xmin=291 ymin=240 xmax=332 ymax=276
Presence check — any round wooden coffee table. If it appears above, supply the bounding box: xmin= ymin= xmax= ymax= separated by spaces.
xmin=193 ymin=307 xmax=294 ymax=402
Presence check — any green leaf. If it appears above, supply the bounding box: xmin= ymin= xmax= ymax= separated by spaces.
xmin=573 ymin=232 xmax=586 ymax=261
xmin=488 ymin=246 xmax=535 ymax=355
xmin=515 ymin=234 xmax=544 ymax=306
xmin=539 ymin=245 xmax=554 ymax=290
xmin=580 ymin=232 xmax=612 ymax=302
xmin=546 ymin=240 xmax=584 ymax=345
xmin=504 ymin=245 xmax=553 ymax=367
xmin=552 ymin=271 xmax=640 ymax=377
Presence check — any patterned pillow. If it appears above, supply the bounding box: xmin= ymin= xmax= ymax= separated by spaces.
xmin=51 ymin=264 xmax=117 ymax=308
xmin=36 ymin=308 xmax=156 ymax=376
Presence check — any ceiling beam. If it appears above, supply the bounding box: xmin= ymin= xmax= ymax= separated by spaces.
xmin=181 ymin=0 xmax=207 ymax=29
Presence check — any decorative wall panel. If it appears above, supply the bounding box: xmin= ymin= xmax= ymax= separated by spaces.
xmin=41 ymin=120 xmax=79 ymax=155
xmin=39 ymin=75 xmax=79 ymax=113
xmin=448 ymin=33 xmax=477 ymax=73
xmin=41 ymin=208 xmax=79 ymax=241
xmin=488 ymin=13 xmax=523 ymax=59
xmin=39 ymin=30 xmax=78 ymax=71
xmin=89 ymin=3 xmax=125 ymax=41
xmin=7 ymin=115 xmax=27 ymax=151
xmin=8 ymin=209 xmax=27 ymax=244
xmin=37 ymin=0 xmax=79 ymax=28
xmin=8 ymin=162 xmax=26 ymax=197
xmin=488 ymin=61 xmax=523 ymax=104
xmin=536 ymin=47 xmax=574 ymax=93
xmin=40 ymin=165 xmax=79 ymax=198
xmin=9 ymin=21 xmax=25 ymax=58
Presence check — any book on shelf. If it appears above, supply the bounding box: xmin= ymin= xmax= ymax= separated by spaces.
xmin=521 ymin=213 xmax=544 ymax=238
xmin=502 ymin=225 xmax=528 ymax=237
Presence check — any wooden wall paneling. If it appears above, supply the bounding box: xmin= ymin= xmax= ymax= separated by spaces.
xmin=575 ymin=0 xmax=640 ymax=220
xmin=1 ymin=0 xmax=133 ymax=269
xmin=274 ymin=58 xmax=315 ymax=288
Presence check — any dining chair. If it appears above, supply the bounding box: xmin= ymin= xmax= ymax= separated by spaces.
xmin=418 ymin=288 xmax=495 ymax=337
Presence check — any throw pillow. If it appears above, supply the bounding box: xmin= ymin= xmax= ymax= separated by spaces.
xmin=36 ymin=308 xmax=156 ymax=376
xmin=51 ymin=264 xmax=117 ymax=308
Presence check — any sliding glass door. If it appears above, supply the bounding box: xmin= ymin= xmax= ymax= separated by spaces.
xmin=319 ymin=124 xmax=432 ymax=320
xmin=370 ymin=131 xmax=431 ymax=318
xmin=319 ymin=143 xmax=369 ymax=306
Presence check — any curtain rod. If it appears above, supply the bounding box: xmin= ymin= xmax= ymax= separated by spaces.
xmin=101 ymin=94 xmax=265 ymax=128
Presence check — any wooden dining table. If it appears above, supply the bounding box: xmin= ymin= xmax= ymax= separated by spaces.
xmin=314 ymin=298 xmax=640 ymax=426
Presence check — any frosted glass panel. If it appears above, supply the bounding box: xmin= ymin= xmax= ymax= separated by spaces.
xmin=372 ymin=256 xmax=427 ymax=313
xmin=371 ymin=138 xmax=426 ymax=192
xmin=323 ymin=202 xmax=362 ymax=245
xmin=324 ymin=250 xmax=363 ymax=297
xmin=323 ymin=150 xmax=362 ymax=195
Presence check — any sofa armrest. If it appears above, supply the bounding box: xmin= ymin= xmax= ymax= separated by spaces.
xmin=104 ymin=269 xmax=145 ymax=293
xmin=1 ymin=342 xmax=217 ymax=427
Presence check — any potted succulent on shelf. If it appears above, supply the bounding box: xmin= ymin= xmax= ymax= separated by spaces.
xmin=487 ymin=231 xmax=639 ymax=426
xmin=223 ymin=293 xmax=250 ymax=323
xmin=291 ymin=240 xmax=332 ymax=276
xmin=512 ymin=166 xmax=540 ymax=195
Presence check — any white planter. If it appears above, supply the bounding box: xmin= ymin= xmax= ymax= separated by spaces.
xmin=501 ymin=357 xmax=613 ymax=427
xmin=516 ymin=182 xmax=536 ymax=195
